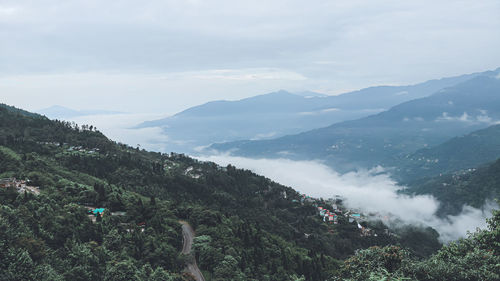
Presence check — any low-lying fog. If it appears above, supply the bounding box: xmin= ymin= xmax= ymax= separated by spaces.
xmin=66 ymin=113 xmax=170 ymax=152
xmin=198 ymin=155 xmax=496 ymax=242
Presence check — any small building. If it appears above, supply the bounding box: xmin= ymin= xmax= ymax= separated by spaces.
xmin=91 ymin=208 xmax=106 ymax=216
xmin=0 ymin=178 xmax=16 ymax=188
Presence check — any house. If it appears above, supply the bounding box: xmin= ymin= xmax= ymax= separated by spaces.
xmin=0 ymin=178 xmax=16 ymax=188
xmin=1 ymin=178 xmax=40 ymax=195
xmin=91 ymin=208 xmax=106 ymax=216
xmin=119 ymin=222 xmax=146 ymax=233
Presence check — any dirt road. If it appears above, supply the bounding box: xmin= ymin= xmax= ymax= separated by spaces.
xmin=180 ymin=221 xmax=206 ymax=281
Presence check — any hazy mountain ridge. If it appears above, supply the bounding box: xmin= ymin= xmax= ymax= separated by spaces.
xmin=210 ymin=72 xmax=500 ymax=173
xmin=136 ymin=69 xmax=487 ymax=153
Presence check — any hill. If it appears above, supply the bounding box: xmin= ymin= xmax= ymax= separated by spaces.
xmin=0 ymin=103 xmax=445 ymax=280
xmin=395 ymin=124 xmax=500 ymax=182
xmin=211 ymin=73 xmax=500 ymax=172
xmin=402 ymin=158 xmax=500 ymax=216
xmin=137 ymin=69 xmax=485 ymax=153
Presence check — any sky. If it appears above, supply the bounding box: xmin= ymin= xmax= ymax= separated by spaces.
xmin=1 ymin=0 xmax=500 ymax=114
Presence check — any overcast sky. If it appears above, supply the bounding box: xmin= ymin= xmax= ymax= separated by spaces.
xmin=1 ymin=0 xmax=500 ymax=114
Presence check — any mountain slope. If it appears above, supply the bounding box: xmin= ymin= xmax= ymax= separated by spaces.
xmin=0 ymin=103 xmax=443 ymax=280
xmin=395 ymin=124 xmax=500 ymax=182
xmin=211 ymin=73 xmax=500 ymax=172
xmin=405 ymin=157 xmax=500 ymax=215
xmin=137 ymin=69 xmax=487 ymax=153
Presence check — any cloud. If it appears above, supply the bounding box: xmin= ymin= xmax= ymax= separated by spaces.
xmin=67 ymin=113 xmax=171 ymax=152
xmin=162 ymin=68 xmax=307 ymax=81
xmin=0 ymin=5 xmax=19 ymax=17
xmin=298 ymin=108 xmax=340 ymax=116
xmin=2 ymin=0 xmax=500 ymax=111
xmin=197 ymin=155 xmax=495 ymax=242
xmin=250 ymin=131 xmax=278 ymax=140
xmin=436 ymin=111 xmax=500 ymax=125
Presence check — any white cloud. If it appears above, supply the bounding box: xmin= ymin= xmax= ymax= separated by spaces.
xmin=0 ymin=5 xmax=19 ymax=17
xmin=436 ymin=111 xmax=500 ymax=124
xmin=165 ymin=68 xmax=307 ymax=81
xmin=251 ymin=131 xmax=278 ymax=140
xmin=321 ymin=108 xmax=340 ymax=113
xmin=197 ymin=155 xmax=495 ymax=242
xmin=298 ymin=111 xmax=316 ymax=116
xmin=298 ymin=108 xmax=340 ymax=116
xmin=67 ymin=113 xmax=170 ymax=152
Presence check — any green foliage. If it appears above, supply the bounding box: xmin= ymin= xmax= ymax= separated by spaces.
xmin=0 ymin=103 xmax=454 ymax=280
xmin=336 ymin=208 xmax=500 ymax=281
xmin=0 ymin=145 xmax=21 ymax=161
xmin=334 ymin=246 xmax=413 ymax=281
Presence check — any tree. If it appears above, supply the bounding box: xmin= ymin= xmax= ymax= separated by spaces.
xmin=104 ymin=260 xmax=144 ymax=281
xmin=213 ymin=255 xmax=246 ymax=281
xmin=149 ymin=267 xmax=178 ymax=281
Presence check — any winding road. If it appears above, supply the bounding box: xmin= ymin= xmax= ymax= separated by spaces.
xmin=180 ymin=221 xmax=206 ymax=281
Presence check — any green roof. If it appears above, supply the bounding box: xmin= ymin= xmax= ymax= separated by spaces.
xmin=93 ymin=208 xmax=105 ymax=214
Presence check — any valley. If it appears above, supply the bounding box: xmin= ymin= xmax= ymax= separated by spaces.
xmin=3 ymin=1 xmax=500 ymax=280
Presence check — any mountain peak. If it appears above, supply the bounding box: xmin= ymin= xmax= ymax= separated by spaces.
xmin=293 ymin=91 xmax=328 ymax=98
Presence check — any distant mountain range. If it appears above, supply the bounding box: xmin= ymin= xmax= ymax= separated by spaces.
xmin=137 ymin=69 xmax=487 ymax=153
xmin=37 ymin=105 xmax=123 ymax=119
xmin=211 ymin=70 xmax=500 ymax=174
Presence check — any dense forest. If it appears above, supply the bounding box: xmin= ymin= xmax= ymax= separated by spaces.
xmin=0 ymin=103 xmax=499 ymax=280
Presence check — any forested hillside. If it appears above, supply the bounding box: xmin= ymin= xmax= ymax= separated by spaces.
xmin=0 ymin=104 xmax=443 ymax=280
xmin=404 ymin=158 xmax=500 ymax=216
xmin=395 ymin=124 xmax=500 ymax=182
xmin=332 ymin=208 xmax=500 ymax=280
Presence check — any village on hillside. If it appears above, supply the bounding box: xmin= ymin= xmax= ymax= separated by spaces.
xmin=37 ymin=141 xmax=101 ymax=156
xmin=0 ymin=178 xmax=40 ymax=195
xmin=291 ymin=192 xmax=394 ymax=238
xmin=3 ymin=147 xmax=395 ymax=240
